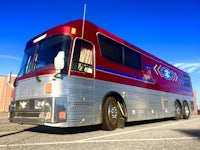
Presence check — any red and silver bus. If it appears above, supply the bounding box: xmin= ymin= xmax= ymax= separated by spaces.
xmin=10 ymin=20 xmax=194 ymax=130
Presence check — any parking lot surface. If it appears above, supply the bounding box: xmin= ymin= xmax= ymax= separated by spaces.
xmin=0 ymin=113 xmax=200 ymax=150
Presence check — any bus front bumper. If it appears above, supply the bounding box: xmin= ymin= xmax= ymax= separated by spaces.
xmin=9 ymin=97 xmax=67 ymax=127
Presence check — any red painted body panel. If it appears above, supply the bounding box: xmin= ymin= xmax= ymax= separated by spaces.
xmin=19 ymin=19 xmax=193 ymax=97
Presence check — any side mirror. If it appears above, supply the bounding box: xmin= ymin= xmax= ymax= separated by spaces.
xmin=54 ymin=51 xmax=65 ymax=74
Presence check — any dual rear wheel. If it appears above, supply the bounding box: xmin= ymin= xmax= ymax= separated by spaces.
xmin=182 ymin=102 xmax=190 ymax=119
xmin=174 ymin=101 xmax=190 ymax=120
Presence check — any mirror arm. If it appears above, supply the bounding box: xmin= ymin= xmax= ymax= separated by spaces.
xmin=52 ymin=70 xmax=61 ymax=80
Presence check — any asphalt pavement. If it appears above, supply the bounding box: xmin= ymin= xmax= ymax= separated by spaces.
xmin=0 ymin=113 xmax=200 ymax=150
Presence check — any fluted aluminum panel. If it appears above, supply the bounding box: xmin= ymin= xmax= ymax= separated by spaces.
xmin=14 ymin=74 xmax=194 ymax=127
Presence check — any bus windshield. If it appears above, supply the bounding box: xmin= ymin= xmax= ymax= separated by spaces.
xmin=19 ymin=35 xmax=71 ymax=76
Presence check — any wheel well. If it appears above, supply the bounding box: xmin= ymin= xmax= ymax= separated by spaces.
xmin=175 ymin=99 xmax=182 ymax=109
xmin=102 ymin=91 xmax=127 ymax=118
xmin=182 ymin=100 xmax=189 ymax=105
xmin=182 ymin=100 xmax=190 ymax=110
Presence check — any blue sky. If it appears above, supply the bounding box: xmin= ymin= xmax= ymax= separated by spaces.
xmin=0 ymin=0 xmax=200 ymax=103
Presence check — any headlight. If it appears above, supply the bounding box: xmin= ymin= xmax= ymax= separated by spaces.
xmin=35 ymin=100 xmax=46 ymax=109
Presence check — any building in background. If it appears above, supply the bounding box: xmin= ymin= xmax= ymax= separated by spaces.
xmin=0 ymin=74 xmax=16 ymax=112
xmin=193 ymin=91 xmax=199 ymax=114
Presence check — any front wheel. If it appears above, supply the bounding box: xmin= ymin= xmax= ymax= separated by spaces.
xmin=102 ymin=97 xmax=119 ymax=131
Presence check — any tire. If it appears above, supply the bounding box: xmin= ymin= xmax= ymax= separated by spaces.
xmin=102 ymin=96 xmax=119 ymax=130
xmin=182 ymin=102 xmax=190 ymax=119
xmin=174 ymin=101 xmax=182 ymax=120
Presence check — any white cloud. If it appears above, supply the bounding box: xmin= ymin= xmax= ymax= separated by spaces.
xmin=173 ymin=63 xmax=185 ymax=68
xmin=0 ymin=54 xmax=21 ymax=61
xmin=173 ymin=63 xmax=200 ymax=73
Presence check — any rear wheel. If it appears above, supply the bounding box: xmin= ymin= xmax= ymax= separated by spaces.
xmin=174 ymin=101 xmax=182 ymax=120
xmin=182 ymin=102 xmax=190 ymax=119
xmin=102 ymin=96 xmax=118 ymax=131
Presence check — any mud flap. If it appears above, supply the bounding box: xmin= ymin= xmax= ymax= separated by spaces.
xmin=117 ymin=101 xmax=127 ymax=128
xmin=117 ymin=117 xmax=125 ymax=128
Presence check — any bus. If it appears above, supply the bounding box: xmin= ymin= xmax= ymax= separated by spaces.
xmin=10 ymin=19 xmax=194 ymax=130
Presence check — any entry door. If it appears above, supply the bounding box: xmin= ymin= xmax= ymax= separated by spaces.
xmin=69 ymin=38 xmax=96 ymax=124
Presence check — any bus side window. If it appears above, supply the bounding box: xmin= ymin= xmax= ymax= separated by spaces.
xmin=71 ymin=39 xmax=93 ymax=74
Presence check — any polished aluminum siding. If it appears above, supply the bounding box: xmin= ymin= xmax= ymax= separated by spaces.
xmin=14 ymin=75 xmax=194 ymax=127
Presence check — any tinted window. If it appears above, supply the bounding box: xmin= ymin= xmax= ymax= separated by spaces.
xmin=124 ymin=47 xmax=141 ymax=70
xmin=98 ymin=34 xmax=142 ymax=70
xmin=19 ymin=35 xmax=71 ymax=76
xmin=36 ymin=35 xmax=71 ymax=69
xmin=98 ymin=34 xmax=122 ymax=63
xmin=19 ymin=46 xmax=35 ymax=76
xmin=183 ymin=74 xmax=190 ymax=87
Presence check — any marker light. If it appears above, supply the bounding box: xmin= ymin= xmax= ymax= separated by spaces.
xmin=71 ymin=28 xmax=76 ymax=35
xmin=33 ymin=33 xmax=47 ymax=43
xmin=45 ymin=83 xmax=52 ymax=94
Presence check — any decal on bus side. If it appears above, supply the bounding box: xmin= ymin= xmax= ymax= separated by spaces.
xmin=153 ymin=64 xmax=178 ymax=82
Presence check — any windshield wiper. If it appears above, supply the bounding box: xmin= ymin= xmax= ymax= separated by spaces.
xmin=33 ymin=54 xmax=42 ymax=82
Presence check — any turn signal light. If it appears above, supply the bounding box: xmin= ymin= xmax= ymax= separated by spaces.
xmin=46 ymin=112 xmax=51 ymax=120
xmin=59 ymin=111 xmax=66 ymax=120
